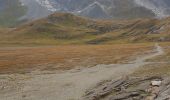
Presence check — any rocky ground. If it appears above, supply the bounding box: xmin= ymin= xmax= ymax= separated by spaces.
xmin=0 ymin=43 xmax=169 ymax=100
xmin=84 ymin=76 xmax=170 ymax=100
xmin=84 ymin=44 xmax=170 ymax=100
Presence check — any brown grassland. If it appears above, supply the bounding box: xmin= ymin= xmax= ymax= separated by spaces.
xmin=0 ymin=13 xmax=170 ymax=75
xmin=0 ymin=43 xmax=153 ymax=74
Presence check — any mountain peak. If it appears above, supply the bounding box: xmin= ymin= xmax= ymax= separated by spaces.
xmin=1 ymin=0 xmax=170 ymax=26
xmin=22 ymin=0 xmax=170 ymax=20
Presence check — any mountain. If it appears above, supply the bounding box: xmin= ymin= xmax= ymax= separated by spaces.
xmin=1 ymin=12 xmax=170 ymax=45
xmin=20 ymin=0 xmax=170 ymax=19
xmin=1 ymin=0 xmax=170 ymax=27
xmin=0 ymin=0 xmax=26 ymax=27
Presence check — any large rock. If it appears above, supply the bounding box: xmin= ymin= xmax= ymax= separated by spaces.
xmin=151 ymin=80 xmax=162 ymax=86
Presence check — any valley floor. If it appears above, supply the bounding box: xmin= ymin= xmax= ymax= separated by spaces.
xmin=0 ymin=43 xmax=169 ymax=100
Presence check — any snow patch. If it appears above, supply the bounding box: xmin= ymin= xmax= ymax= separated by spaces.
xmin=134 ymin=0 xmax=169 ymax=18
xmin=76 ymin=1 xmax=106 ymax=13
xmin=35 ymin=0 xmax=57 ymax=12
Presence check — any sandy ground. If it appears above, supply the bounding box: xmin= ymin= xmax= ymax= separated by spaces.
xmin=0 ymin=44 xmax=164 ymax=100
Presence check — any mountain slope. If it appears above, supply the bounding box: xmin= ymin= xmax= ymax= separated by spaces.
xmin=20 ymin=0 xmax=170 ymax=20
xmin=0 ymin=0 xmax=26 ymax=27
xmin=1 ymin=0 xmax=170 ymax=26
xmin=1 ymin=13 xmax=170 ymax=45
xmin=0 ymin=13 xmax=99 ymax=44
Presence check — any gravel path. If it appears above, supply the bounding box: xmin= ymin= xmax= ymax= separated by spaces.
xmin=0 ymin=44 xmax=164 ymax=100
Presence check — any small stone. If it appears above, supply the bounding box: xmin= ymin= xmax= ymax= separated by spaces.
xmin=151 ymin=80 xmax=162 ymax=86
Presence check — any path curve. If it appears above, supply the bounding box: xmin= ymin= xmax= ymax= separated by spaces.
xmin=0 ymin=44 xmax=164 ymax=100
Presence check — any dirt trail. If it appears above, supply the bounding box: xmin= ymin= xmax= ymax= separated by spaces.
xmin=0 ymin=44 xmax=164 ymax=100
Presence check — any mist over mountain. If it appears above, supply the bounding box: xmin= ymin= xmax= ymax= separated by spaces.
xmin=0 ymin=0 xmax=26 ymax=27
xmin=1 ymin=0 xmax=170 ymax=26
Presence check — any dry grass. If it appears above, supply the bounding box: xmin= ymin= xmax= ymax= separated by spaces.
xmin=1 ymin=13 xmax=170 ymax=45
xmin=133 ymin=63 xmax=170 ymax=77
xmin=0 ymin=43 xmax=152 ymax=74
xmin=132 ymin=42 xmax=170 ymax=77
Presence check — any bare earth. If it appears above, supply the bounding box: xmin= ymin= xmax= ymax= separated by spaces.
xmin=0 ymin=44 xmax=164 ymax=100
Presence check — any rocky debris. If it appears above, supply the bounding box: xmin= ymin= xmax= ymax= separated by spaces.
xmin=146 ymin=86 xmax=160 ymax=100
xmin=0 ymin=78 xmax=23 ymax=94
xmin=145 ymin=79 xmax=162 ymax=99
xmin=84 ymin=78 xmax=127 ymax=100
xmin=155 ymin=78 xmax=170 ymax=100
xmin=109 ymin=91 xmax=143 ymax=100
xmin=84 ymin=76 xmax=170 ymax=100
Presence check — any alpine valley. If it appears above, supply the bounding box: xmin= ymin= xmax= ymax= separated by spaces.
xmin=1 ymin=1 xmax=170 ymax=100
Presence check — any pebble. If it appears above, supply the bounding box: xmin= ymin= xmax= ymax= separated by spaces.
xmin=151 ymin=80 xmax=162 ymax=86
